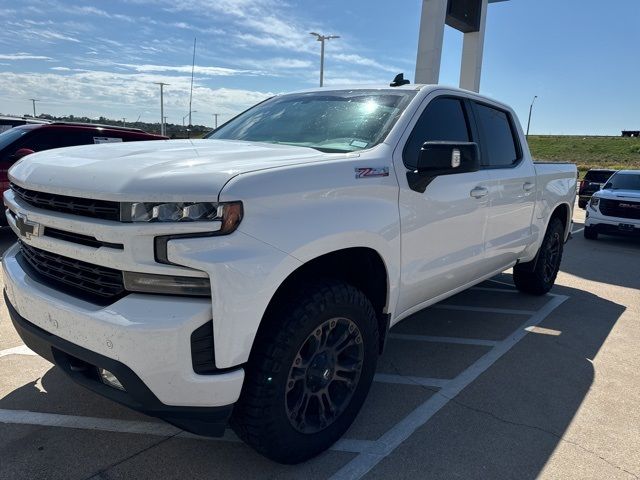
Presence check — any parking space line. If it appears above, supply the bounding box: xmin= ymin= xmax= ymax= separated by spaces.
xmin=374 ymin=373 xmax=449 ymax=389
xmin=433 ymin=304 xmax=536 ymax=316
xmin=572 ymin=227 xmax=585 ymax=234
xmin=389 ymin=333 xmax=499 ymax=347
xmin=330 ymin=294 xmax=569 ymax=480
xmin=488 ymin=278 xmax=515 ymax=287
xmin=470 ymin=287 xmax=518 ymax=293
xmin=0 ymin=408 xmax=375 ymax=454
xmin=0 ymin=345 xmax=36 ymax=358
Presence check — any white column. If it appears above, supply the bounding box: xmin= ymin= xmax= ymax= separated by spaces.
xmin=415 ymin=0 xmax=448 ymax=85
xmin=459 ymin=0 xmax=488 ymax=92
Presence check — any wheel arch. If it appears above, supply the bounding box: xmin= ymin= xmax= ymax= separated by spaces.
xmin=259 ymin=247 xmax=391 ymax=354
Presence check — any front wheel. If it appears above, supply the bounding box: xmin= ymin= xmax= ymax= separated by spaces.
xmin=514 ymin=218 xmax=565 ymax=295
xmin=231 ymin=280 xmax=379 ymax=464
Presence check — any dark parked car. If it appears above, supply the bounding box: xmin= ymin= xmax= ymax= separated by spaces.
xmin=0 ymin=122 xmax=167 ymax=225
xmin=578 ymin=169 xmax=617 ymax=209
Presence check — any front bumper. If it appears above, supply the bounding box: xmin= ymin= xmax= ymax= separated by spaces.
xmin=585 ymin=208 xmax=640 ymax=237
xmin=5 ymin=293 xmax=233 ymax=436
xmin=2 ymin=242 xmax=244 ymax=433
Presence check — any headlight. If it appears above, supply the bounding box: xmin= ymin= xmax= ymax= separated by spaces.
xmin=590 ymin=197 xmax=600 ymax=208
xmin=123 ymin=201 xmax=220 ymax=222
xmin=123 ymin=271 xmax=211 ymax=296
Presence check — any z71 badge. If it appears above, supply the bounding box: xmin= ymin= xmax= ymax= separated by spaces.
xmin=355 ymin=167 xmax=389 ymax=179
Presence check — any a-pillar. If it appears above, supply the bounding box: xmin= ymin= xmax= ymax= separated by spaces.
xmin=459 ymin=0 xmax=488 ymax=92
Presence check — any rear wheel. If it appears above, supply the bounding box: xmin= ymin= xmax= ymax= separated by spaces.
xmin=231 ymin=280 xmax=379 ymax=464
xmin=584 ymin=226 xmax=598 ymax=240
xmin=514 ymin=218 xmax=565 ymax=295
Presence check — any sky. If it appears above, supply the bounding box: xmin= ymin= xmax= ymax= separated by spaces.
xmin=0 ymin=0 xmax=638 ymax=134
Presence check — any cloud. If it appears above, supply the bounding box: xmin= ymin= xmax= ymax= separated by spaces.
xmin=332 ymin=54 xmax=400 ymax=74
xmin=50 ymin=66 xmax=71 ymax=71
xmin=0 ymin=53 xmax=54 ymax=61
xmin=0 ymin=70 xmax=272 ymax=121
xmin=117 ymin=63 xmax=256 ymax=77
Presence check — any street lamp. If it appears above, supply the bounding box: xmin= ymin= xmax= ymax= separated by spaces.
xmin=183 ymin=111 xmax=197 ymax=127
xmin=526 ymin=95 xmax=538 ymax=137
xmin=309 ymin=32 xmax=340 ymax=87
xmin=154 ymin=82 xmax=169 ymax=136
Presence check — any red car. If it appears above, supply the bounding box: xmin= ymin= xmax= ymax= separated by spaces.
xmin=0 ymin=122 xmax=167 ymax=225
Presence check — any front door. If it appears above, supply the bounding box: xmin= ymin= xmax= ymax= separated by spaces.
xmin=394 ymin=95 xmax=491 ymax=316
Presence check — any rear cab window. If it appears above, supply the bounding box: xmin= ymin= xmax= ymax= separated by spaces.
xmin=473 ymin=102 xmax=521 ymax=168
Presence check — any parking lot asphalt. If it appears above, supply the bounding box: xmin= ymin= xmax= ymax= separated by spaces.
xmin=1 ymin=204 xmax=639 ymax=480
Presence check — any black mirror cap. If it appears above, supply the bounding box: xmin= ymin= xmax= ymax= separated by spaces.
xmin=413 ymin=141 xmax=480 ymax=176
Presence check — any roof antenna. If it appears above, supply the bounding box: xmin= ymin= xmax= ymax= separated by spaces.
xmin=390 ymin=73 xmax=410 ymax=87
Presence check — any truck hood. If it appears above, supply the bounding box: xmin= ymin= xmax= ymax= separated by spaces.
xmin=9 ymin=139 xmax=332 ymax=201
xmin=595 ymin=189 xmax=640 ymax=201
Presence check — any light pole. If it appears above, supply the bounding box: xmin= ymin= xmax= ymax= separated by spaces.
xmin=526 ymin=95 xmax=538 ymax=137
xmin=309 ymin=32 xmax=339 ymax=87
xmin=212 ymin=113 xmax=220 ymax=129
xmin=183 ymin=111 xmax=197 ymax=127
xmin=29 ymin=98 xmax=39 ymax=117
xmin=122 ymin=118 xmax=126 ymax=127
xmin=154 ymin=82 xmax=169 ymax=136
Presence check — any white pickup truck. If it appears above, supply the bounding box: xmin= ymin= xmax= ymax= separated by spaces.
xmin=2 ymin=84 xmax=576 ymax=463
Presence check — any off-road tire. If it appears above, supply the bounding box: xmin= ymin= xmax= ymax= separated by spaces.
xmin=513 ymin=218 xmax=565 ymax=295
xmin=231 ymin=280 xmax=379 ymax=464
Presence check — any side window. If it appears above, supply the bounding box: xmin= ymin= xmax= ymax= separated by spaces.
xmin=403 ymin=97 xmax=470 ymax=169
xmin=474 ymin=103 xmax=519 ymax=167
xmin=30 ymin=130 xmax=91 ymax=152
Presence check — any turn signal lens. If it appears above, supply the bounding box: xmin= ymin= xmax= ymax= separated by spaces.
xmin=123 ymin=271 xmax=211 ymax=296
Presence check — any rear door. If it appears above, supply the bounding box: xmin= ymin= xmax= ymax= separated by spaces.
xmin=394 ymin=95 xmax=492 ymax=315
xmin=472 ymin=102 xmax=536 ymax=271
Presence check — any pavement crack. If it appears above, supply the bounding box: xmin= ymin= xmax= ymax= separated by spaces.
xmin=82 ymin=430 xmax=182 ymax=480
xmin=381 ymin=362 xmax=638 ymax=479
xmin=442 ymin=395 xmax=639 ymax=479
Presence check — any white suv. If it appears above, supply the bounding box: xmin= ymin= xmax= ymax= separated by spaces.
xmin=584 ymin=170 xmax=640 ymax=240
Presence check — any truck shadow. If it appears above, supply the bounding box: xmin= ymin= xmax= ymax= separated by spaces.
xmin=0 ymin=280 xmax=627 ymax=479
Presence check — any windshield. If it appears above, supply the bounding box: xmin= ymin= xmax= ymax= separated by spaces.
xmin=604 ymin=173 xmax=640 ymax=191
xmin=206 ymin=89 xmax=417 ymax=153
xmin=0 ymin=127 xmax=30 ymax=151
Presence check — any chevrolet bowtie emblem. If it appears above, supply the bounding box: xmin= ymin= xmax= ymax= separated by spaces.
xmin=15 ymin=214 xmax=42 ymax=239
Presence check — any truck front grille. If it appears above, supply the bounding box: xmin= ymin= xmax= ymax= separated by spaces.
xmin=599 ymin=198 xmax=640 ymax=220
xmin=17 ymin=242 xmax=125 ymax=305
xmin=11 ymin=183 xmax=120 ymax=221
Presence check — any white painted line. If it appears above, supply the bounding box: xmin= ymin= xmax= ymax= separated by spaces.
xmin=572 ymin=227 xmax=584 ymax=234
xmin=0 ymin=345 xmax=36 ymax=358
xmin=433 ymin=304 xmax=536 ymax=316
xmin=389 ymin=333 xmax=499 ymax=347
xmin=0 ymin=408 xmax=374 ymax=454
xmin=374 ymin=373 xmax=449 ymax=389
xmin=470 ymin=287 xmax=518 ymax=294
xmin=487 ymin=278 xmax=515 ymax=287
xmin=330 ymin=294 xmax=569 ymax=480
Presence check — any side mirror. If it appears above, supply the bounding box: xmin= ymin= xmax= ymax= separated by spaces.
xmin=416 ymin=141 xmax=480 ymax=176
xmin=13 ymin=148 xmax=35 ymax=160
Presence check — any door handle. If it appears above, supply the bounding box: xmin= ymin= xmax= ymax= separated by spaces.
xmin=523 ymin=182 xmax=535 ymax=192
xmin=470 ymin=186 xmax=489 ymax=199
